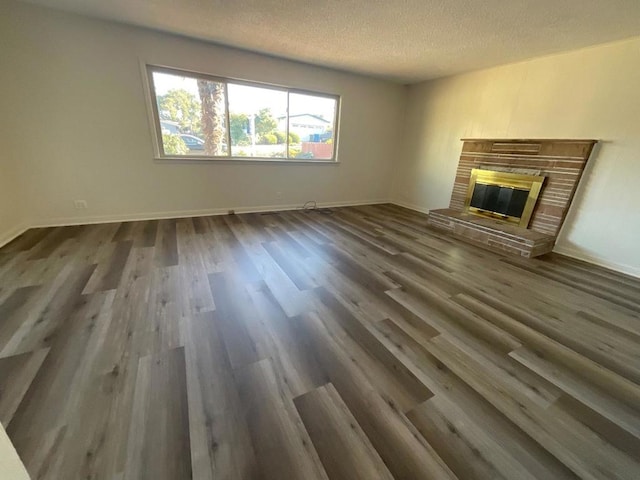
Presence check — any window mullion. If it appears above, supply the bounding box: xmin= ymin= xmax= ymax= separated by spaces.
xmin=223 ymin=81 xmax=232 ymax=157
xmin=286 ymin=92 xmax=291 ymax=158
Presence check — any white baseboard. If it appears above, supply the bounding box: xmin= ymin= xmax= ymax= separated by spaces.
xmin=0 ymin=223 xmax=29 ymax=249
xmin=389 ymin=200 xmax=431 ymax=215
xmin=28 ymin=199 xmax=391 ymax=229
xmin=553 ymin=244 xmax=640 ymax=279
xmin=10 ymin=201 xmax=639 ymax=280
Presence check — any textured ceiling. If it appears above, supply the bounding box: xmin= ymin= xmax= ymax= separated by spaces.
xmin=20 ymin=0 xmax=640 ymax=83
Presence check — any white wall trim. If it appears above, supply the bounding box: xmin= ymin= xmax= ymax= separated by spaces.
xmin=7 ymin=200 xmax=638 ymax=279
xmin=0 ymin=223 xmax=29 ymax=249
xmin=553 ymin=244 xmax=640 ymax=279
xmin=389 ymin=200 xmax=431 ymax=215
xmin=28 ymin=199 xmax=390 ymax=229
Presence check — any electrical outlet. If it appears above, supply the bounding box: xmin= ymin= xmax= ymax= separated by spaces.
xmin=276 ymin=191 xmax=283 ymax=200
xmin=74 ymin=200 xmax=88 ymax=209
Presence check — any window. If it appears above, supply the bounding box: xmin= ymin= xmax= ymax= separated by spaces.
xmin=146 ymin=66 xmax=339 ymax=161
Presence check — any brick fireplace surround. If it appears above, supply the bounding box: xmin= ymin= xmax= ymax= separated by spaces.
xmin=428 ymin=139 xmax=597 ymax=257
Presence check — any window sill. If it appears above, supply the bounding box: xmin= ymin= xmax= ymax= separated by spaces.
xmin=154 ymin=156 xmax=340 ymax=165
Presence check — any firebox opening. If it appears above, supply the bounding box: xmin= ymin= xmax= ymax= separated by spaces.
xmin=470 ymin=184 xmax=530 ymax=218
xmin=464 ymin=168 xmax=545 ymax=228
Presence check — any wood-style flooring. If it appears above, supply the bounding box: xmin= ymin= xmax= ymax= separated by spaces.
xmin=0 ymin=204 xmax=639 ymax=479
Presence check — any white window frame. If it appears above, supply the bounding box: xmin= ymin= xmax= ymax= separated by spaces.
xmin=144 ymin=64 xmax=341 ymax=163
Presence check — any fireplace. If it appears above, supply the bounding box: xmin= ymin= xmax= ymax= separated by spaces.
xmin=464 ymin=168 xmax=544 ymax=228
xmin=427 ymin=139 xmax=597 ymax=258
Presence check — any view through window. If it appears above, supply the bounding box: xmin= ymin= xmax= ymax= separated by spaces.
xmin=148 ymin=66 xmax=339 ymax=161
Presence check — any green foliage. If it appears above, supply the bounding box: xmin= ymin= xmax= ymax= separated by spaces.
xmin=255 ymin=108 xmax=278 ymax=136
xmin=274 ymin=131 xmax=287 ymax=144
xmin=288 ymin=147 xmax=301 ymax=158
xmin=157 ymin=89 xmax=201 ymax=134
xmin=230 ymin=113 xmax=250 ymax=146
xmin=228 ymin=108 xmax=303 ymax=151
xmin=258 ymin=133 xmax=278 ymax=145
xmin=288 ymin=132 xmax=301 ymax=144
xmin=273 ymin=131 xmax=301 ymax=145
xmin=162 ymin=133 xmax=188 ymax=155
xmin=156 ymin=88 xmax=326 ymax=156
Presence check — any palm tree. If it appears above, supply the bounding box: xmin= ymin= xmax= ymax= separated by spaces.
xmin=197 ymin=80 xmax=226 ymax=155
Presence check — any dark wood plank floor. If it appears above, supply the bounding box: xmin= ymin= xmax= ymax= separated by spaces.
xmin=1 ymin=204 xmax=639 ymax=479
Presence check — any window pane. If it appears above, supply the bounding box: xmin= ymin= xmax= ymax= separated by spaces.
xmin=288 ymin=93 xmax=336 ymax=160
xmin=228 ymin=83 xmax=287 ymax=158
xmin=152 ymin=71 xmax=228 ymax=156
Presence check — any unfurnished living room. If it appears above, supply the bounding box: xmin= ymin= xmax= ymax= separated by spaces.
xmin=1 ymin=0 xmax=639 ymax=478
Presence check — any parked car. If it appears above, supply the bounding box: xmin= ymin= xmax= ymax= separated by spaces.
xmin=180 ymin=134 xmax=205 ymax=151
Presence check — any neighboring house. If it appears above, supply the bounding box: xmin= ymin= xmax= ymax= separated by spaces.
xmin=277 ymin=114 xmax=330 ymax=141
xmin=160 ymin=120 xmax=181 ymax=134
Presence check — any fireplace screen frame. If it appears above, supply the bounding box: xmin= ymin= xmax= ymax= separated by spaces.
xmin=463 ymin=168 xmax=545 ymax=228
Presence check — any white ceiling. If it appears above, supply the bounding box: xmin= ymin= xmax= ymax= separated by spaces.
xmin=22 ymin=0 xmax=640 ymax=83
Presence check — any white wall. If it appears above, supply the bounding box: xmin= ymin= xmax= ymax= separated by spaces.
xmin=0 ymin=1 xmax=405 ymax=230
xmin=0 ymin=26 xmax=28 ymax=247
xmin=0 ymin=158 xmax=26 ymax=247
xmin=392 ymin=37 xmax=640 ymax=277
xmin=0 ymin=424 xmax=30 ymax=480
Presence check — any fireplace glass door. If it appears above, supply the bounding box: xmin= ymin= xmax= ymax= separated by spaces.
xmin=464 ymin=169 xmax=545 ymax=227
